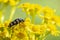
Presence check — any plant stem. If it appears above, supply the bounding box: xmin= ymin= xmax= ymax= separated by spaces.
xmin=0 ymin=10 xmax=4 ymax=24
xmin=9 ymin=7 xmax=16 ymax=21
xmin=31 ymin=16 xmax=35 ymax=24
xmin=0 ymin=4 xmax=7 ymax=23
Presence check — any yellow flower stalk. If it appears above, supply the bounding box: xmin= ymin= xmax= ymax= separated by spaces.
xmin=31 ymin=4 xmax=42 ymax=14
xmin=27 ymin=4 xmax=42 ymax=23
xmin=19 ymin=3 xmax=31 ymax=17
xmin=20 ymin=3 xmax=30 ymax=11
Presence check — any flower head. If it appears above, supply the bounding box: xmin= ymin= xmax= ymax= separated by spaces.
xmin=16 ymin=31 xmax=28 ymax=39
xmin=47 ymin=24 xmax=60 ymax=36
xmin=3 ymin=0 xmax=8 ymax=3
xmin=9 ymin=0 xmax=20 ymax=6
xmin=24 ymin=17 xmax=31 ymax=26
xmin=42 ymin=6 xmax=55 ymax=19
xmin=30 ymin=25 xmax=40 ymax=34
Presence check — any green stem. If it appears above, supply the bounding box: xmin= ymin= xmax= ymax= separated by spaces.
xmin=0 ymin=11 xmax=2 ymax=23
xmin=0 ymin=11 xmax=4 ymax=24
xmin=35 ymin=36 xmax=38 ymax=40
xmin=9 ymin=7 xmax=16 ymax=21
xmin=0 ymin=4 xmax=7 ymax=23
xmin=38 ymin=31 xmax=50 ymax=40
xmin=31 ymin=16 xmax=35 ymax=24
xmin=26 ymin=28 xmax=35 ymax=40
xmin=42 ymin=32 xmax=50 ymax=40
xmin=26 ymin=12 xmax=29 ymax=17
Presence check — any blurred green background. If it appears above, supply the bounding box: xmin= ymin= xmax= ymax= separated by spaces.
xmin=4 ymin=0 xmax=60 ymax=40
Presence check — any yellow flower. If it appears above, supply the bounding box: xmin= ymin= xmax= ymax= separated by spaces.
xmin=48 ymin=15 xmax=60 ymax=26
xmin=20 ymin=3 xmax=42 ymax=17
xmin=0 ymin=32 xmax=6 ymax=37
xmin=39 ymin=24 xmax=47 ymax=35
xmin=47 ymin=24 xmax=60 ymax=36
xmin=9 ymin=0 xmax=20 ymax=6
xmin=32 ymin=4 xmax=42 ymax=14
xmin=0 ymin=0 xmax=8 ymax=3
xmin=0 ymin=24 xmax=4 ymax=27
xmin=11 ymin=36 xmax=17 ymax=40
xmin=27 ymin=6 xmax=35 ymax=16
xmin=22 ymin=4 xmax=42 ymax=23
xmin=20 ymin=3 xmax=31 ymax=15
xmin=51 ymin=31 xmax=60 ymax=36
xmin=20 ymin=3 xmax=30 ymax=11
xmin=0 ymin=0 xmax=2 ymax=2
xmin=42 ymin=6 xmax=55 ymax=19
xmin=4 ymin=27 xmax=10 ymax=37
xmin=52 ymin=15 xmax=60 ymax=26
xmin=42 ymin=6 xmax=55 ymax=14
xmin=29 ymin=24 xmax=47 ymax=35
xmin=20 ymin=3 xmax=30 ymax=8
xmin=0 ymin=24 xmax=2 ymax=27
xmin=24 ymin=17 xmax=31 ymax=26
xmin=30 ymin=25 xmax=40 ymax=34
xmin=16 ymin=31 xmax=28 ymax=40
xmin=0 ymin=27 xmax=9 ymax=37
xmin=27 ymin=5 xmax=36 ymax=17
xmin=0 ymin=24 xmax=1 ymax=27
xmin=3 ymin=0 xmax=8 ymax=3
xmin=4 ymin=20 xmax=10 ymax=27
xmin=27 ymin=4 xmax=42 ymax=17
xmin=47 ymin=24 xmax=57 ymax=31
xmin=19 ymin=22 xmax=26 ymax=28
xmin=9 ymin=0 xmax=16 ymax=6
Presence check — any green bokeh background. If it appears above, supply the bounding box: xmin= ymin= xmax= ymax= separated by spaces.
xmin=4 ymin=0 xmax=60 ymax=40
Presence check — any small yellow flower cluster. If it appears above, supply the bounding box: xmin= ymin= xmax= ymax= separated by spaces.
xmin=0 ymin=2 xmax=60 ymax=40
xmin=0 ymin=0 xmax=20 ymax=6
xmin=20 ymin=3 xmax=42 ymax=17
xmin=19 ymin=3 xmax=60 ymax=40
xmin=20 ymin=3 xmax=60 ymax=24
xmin=0 ymin=0 xmax=8 ymax=3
